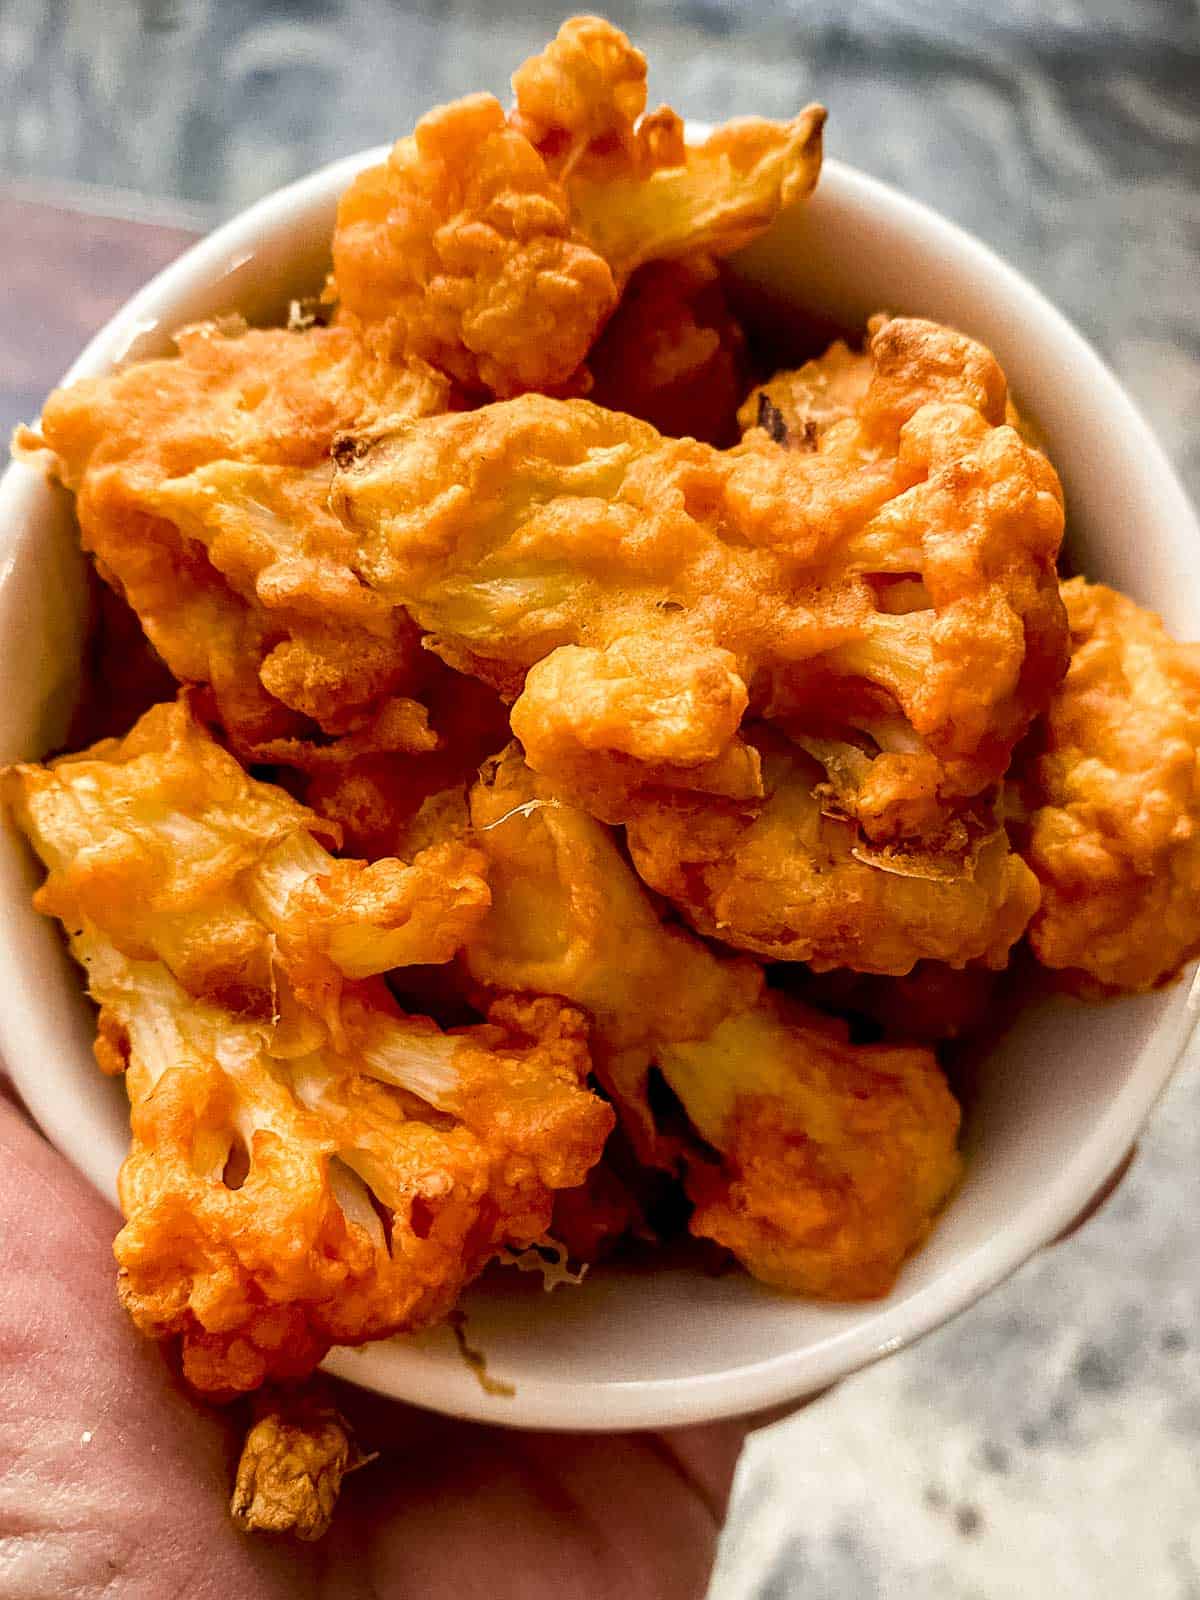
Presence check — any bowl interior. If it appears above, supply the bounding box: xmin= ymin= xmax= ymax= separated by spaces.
xmin=1 ymin=153 xmax=1197 ymax=1430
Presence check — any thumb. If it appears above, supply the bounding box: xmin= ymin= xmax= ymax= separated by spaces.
xmin=0 ymin=1095 xmax=308 ymax=1599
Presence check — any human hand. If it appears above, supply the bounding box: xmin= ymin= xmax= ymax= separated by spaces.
xmin=0 ymin=1090 xmax=750 ymax=1600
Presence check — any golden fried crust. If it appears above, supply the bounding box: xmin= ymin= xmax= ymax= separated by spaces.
xmin=742 ymin=318 xmax=1030 ymax=453
xmin=331 ymin=21 xmax=822 ymax=399
xmin=1021 ymin=579 xmax=1200 ymax=992
xmin=588 ymin=256 xmax=747 ymax=445
xmin=659 ymin=996 xmax=961 ymax=1298
xmin=510 ymin=15 xmax=652 ymax=180
xmin=332 ymin=94 xmax=618 ymax=398
xmin=625 ymin=730 xmax=1039 ymax=974
xmin=333 ymin=316 xmax=1066 ymax=825
xmin=3 ymin=698 xmax=490 ymax=1029
xmin=566 ymin=107 xmax=825 ymax=283
xmin=60 ymin=926 xmax=610 ymax=1396
xmin=466 ymin=749 xmax=760 ymax=1055
xmin=463 ymin=746 xmax=962 ymax=1299
xmin=27 ymin=321 xmax=449 ymax=487
xmin=20 ymin=322 xmax=447 ymax=750
xmin=465 ymin=747 xmax=761 ymax=1162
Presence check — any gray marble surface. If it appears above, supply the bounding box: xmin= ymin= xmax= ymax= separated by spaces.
xmin=2 ymin=3 xmax=1199 ymax=1595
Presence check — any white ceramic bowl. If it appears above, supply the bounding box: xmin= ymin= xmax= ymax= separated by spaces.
xmin=2 ymin=145 xmax=1198 ymax=1431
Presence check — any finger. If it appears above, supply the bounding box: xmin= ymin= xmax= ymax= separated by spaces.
xmin=319 ymin=1375 xmax=735 ymax=1600
xmin=0 ymin=1096 xmax=308 ymax=1599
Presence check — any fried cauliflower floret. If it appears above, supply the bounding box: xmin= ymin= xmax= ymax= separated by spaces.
xmin=588 ymin=256 xmax=747 ymax=444
xmin=625 ymin=729 xmax=1039 ymax=974
xmin=3 ymin=698 xmax=489 ymax=1028
xmin=565 ymin=106 xmax=826 ymax=286
xmin=465 ymin=749 xmax=960 ymax=1295
xmin=334 ymin=316 xmax=1066 ymax=825
xmin=1019 ymin=578 xmax=1200 ymax=991
xmin=466 ymin=747 xmax=760 ymax=1159
xmin=51 ymin=923 xmax=611 ymax=1396
xmin=331 ymin=92 xmax=617 ymax=399
xmin=655 ymin=996 xmax=961 ymax=1297
xmin=330 ymin=18 xmax=823 ymax=398
xmin=743 ymin=322 xmax=1033 ymax=453
xmin=18 ymin=321 xmax=448 ymax=751
xmin=509 ymin=14 xmax=655 ymax=180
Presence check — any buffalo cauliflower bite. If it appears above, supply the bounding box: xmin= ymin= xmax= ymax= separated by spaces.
xmin=1019 ymin=578 xmax=1200 ymax=991
xmin=4 ymin=698 xmax=490 ymax=1032
xmin=232 ymin=1386 xmax=363 ymax=1540
xmin=466 ymin=748 xmax=759 ymax=1158
xmin=465 ymin=749 xmax=961 ymax=1294
xmin=17 ymin=321 xmax=448 ymax=752
xmin=331 ymin=92 xmax=617 ymax=399
xmin=625 ymin=728 xmax=1039 ymax=974
xmin=654 ymin=996 xmax=961 ymax=1297
xmin=509 ymin=14 xmax=657 ymax=180
xmin=330 ymin=18 xmax=823 ymax=398
xmin=742 ymin=321 xmax=1034 ymax=455
xmin=61 ymin=926 xmax=611 ymax=1395
xmin=333 ymin=316 xmax=1066 ymax=826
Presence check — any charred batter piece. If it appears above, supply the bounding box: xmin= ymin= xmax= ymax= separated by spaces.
xmin=757 ymin=391 xmax=792 ymax=446
xmin=1017 ymin=578 xmax=1200 ymax=992
xmin=333 ymin=316 xmax=1067 ymax=831
xmin=464 ymin=747 xmax=961 ymax=1297
xmin=331 ymin=16 xmax=823 ymax=399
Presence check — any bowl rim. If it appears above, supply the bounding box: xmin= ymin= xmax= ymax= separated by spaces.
xmin=1 ymin=146 xmax=1198 ymax=1430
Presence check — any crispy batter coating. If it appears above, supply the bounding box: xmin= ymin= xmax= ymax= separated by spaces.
xmin=465 ymin=749 xmax=960 ymax=1294
xmin=588 ymin=256 xmax=747 ymax=444
xmin=465 ymin=748 xmax=759 ymax=1107
xmin=8 ymin=698 xmax=611 ymax=1395
xmin=4 ymin=699 xmax=490 ymax=1031
xmin=657 ymin=995 xmax=961 ymax=1297
xmin=331 ymin=92 xmax=617 ymax=399
xmin=742 ymin=325 xmax=1033 ymax=454
xmin=625 ymin=728 xmax=1039 ymax=973
xmin=18 ymin=321 xmax=448 ymax=751
xmin=333 ymin=316 xmax=1066 ymax=825
xmin=510 ymin=15 xmax=654 ymax=180
xmin=1019 ymin=579 xmax=1200 ymax=991
xmin=330 ymin=18 xmax=823 ymax=397
xmin=28 ymin=915 xmax=610 ymax=1395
